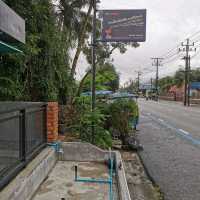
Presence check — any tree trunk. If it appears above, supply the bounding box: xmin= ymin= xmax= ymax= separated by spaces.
xmin=76 ymin=69 xmax=92 ymax=96
xmin=70 ymin=2 xmax=93 ymax=78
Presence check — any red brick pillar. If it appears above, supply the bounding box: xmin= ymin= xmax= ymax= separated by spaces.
xmin=47 ymin=102 xmax=58 ymax=142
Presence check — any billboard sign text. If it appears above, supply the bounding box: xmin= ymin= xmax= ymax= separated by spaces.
xmin=101 ymin=9 xmax=146 ymax=42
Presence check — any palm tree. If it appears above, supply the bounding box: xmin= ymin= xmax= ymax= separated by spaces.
xmin=57 ymin=0 xmax=93 ymax=78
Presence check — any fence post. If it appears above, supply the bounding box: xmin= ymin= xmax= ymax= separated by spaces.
xmin=44 ymin=104 xmax=48 ymax=144
xmin=20 ymin=109 xmax=26 ymax=162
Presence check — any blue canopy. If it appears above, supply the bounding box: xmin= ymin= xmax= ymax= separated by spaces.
xmin=81 ymin=90 xmax=113 ymax=96
xmin=110 ymin=92 xmax=137 ymax=99
xmin=140 ymin=84 xmax=156 ymax=90
xmin=0 ymin=40 xmax=23 ymax=53
xmin=190 ymin=82 xmax=200 ymax=90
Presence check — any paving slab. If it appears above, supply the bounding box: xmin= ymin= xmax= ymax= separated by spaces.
xmin=32 ymin=161 xmax=118 ymax=200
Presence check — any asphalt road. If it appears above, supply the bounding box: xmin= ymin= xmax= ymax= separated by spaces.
xmin=138 ymin=99 xmax=200 ymax=200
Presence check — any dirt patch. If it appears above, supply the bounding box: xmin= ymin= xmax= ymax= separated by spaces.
xmin=65 ymin=182 xmax=73 ymax=187
xmin=36 ymin=180 xmax=54 ymax=195
xmin=67 ymin=186 xmax=108 ymax=200
xmin=77 ymin=162 xmax=109 ymax=179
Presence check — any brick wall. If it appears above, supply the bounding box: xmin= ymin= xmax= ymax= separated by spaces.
xmin=47 ymin=102 xmax=58 ymax=142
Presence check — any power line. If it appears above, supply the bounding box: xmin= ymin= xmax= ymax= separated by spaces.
xmin=189 ymin=30 xmax=200 ymax=41
xmin=160 ymin=29 xmax=200 ymax=59
xmin=161 ymin=44 xmax=181 ymax=59
xmin=164 ymin=51 xmax=179 ymax=60
xmin=163 ymin=55 xmax=181 ymax=65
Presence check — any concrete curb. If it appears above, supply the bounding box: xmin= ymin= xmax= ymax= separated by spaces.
xmin=115 ymin=151 xmax=131 ymax=200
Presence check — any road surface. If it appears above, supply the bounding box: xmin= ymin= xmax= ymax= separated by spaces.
xmin=138 ymin=99 xmax=200 ymax=200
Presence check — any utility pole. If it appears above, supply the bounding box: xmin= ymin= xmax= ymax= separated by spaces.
xmin=151 ymin=58 xmax=163 ymax=101
xmin=179 ymin=38 xmax=195 ymax=106
xmin=150 ymin=78 xmax=153 ymax=90
xmin=91 ymin=0 xmax=97 ymax=143
xmin=135 ymin=71 xmax=142 ymax=94
xmin=188 ymin=55 xmax=191 ymax=106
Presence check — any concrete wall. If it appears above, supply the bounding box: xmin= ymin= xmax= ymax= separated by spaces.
xmin=0 ymin=148 xmax=57 ymax=200
xmin=61 ymin=142 xmax=111 ymax=162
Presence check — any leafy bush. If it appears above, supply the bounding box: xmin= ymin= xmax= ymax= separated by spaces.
xmin=73 ymin=96 xmax=139 ymax=148
xmin=108 ymin=99 xmax=139 ymax=144
xmin=73 ymin=96 xmax=112 ymax=149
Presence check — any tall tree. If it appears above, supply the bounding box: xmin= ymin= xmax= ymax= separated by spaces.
xmin=0 ymin=0 xmax=71 ymax=102
xmin=57 ymin=0 xmax=93 ymax=78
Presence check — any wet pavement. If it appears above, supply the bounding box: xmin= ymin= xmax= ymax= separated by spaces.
xmin=138 ymin=99 xmax=200 ymax=200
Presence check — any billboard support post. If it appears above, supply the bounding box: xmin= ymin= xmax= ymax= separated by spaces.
xmin=91 ymin=8 xmax=147 ymax=143
xmin=91 ymin=0 xmax=97 ymax=144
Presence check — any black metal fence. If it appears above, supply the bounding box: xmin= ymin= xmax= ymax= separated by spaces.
xmin=0 ymin=102 xmax=47 ymax=190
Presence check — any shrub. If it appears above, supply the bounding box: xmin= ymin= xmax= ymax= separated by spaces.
xmin=73 ymin=96 xmax=112 ymax=149
xmin=108 ymin=99 xmax=138 ymax=145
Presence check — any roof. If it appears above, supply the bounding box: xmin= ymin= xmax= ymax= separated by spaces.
xmin=81 ymin=90 xmax=113 ymax=96
xmin=190 ymin=82 xmax=200 ymax=90
xmin=0 ymin=40 xmax=23 ymax=53
xmin=140 ymin=84 xmax=155 ymax=90
xmin=110 ymin=92 xmax=137 ymax=99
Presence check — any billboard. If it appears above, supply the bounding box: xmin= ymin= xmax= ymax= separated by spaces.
xmin=101 ymin=9 xmax=146 ymax=42
xmin=0 ymin=0 xmax=25 ymax=44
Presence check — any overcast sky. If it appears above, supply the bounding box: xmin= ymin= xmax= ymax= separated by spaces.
xmin=76 ymin=0 xmax=200 ymax=85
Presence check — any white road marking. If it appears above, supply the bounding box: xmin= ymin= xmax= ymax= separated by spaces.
xmin=158 ymin=118 xmax=164 ymax=122
xmin=178 ymin=129 xmax=190 ymax=135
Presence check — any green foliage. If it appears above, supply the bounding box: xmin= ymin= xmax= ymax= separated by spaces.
xmin=190 ymin=68 xmax=200 ymax=82
xmin=82 ymin=63 xmax=119 ymax=92
xmin=0 ymin=0 xmax=72 ymax=102
xmin=1 ymin=0 xmax=140 ymax=149
xmin=108 ymin=99 xmax=138 ymax=144
xmin=0 ymin=77 xmax=22 ymax=100
xmin=73 ymin=96 xmax=140 ymax=147
xmin=74 ymin=96 xmax=112 ymax=149
xmin=158 ymin=76 xmax=175 ymax=94
xmin=158 ymin=68 xmax=200 ymax=94
xmin=174 ymin=69 xmax=185 ymax=87
xmin=58 ymin=0 xmax=92 ymax=42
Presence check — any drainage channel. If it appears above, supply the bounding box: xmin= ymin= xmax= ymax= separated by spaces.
xmin=122 ymin=151 xmax=163 ymax=200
